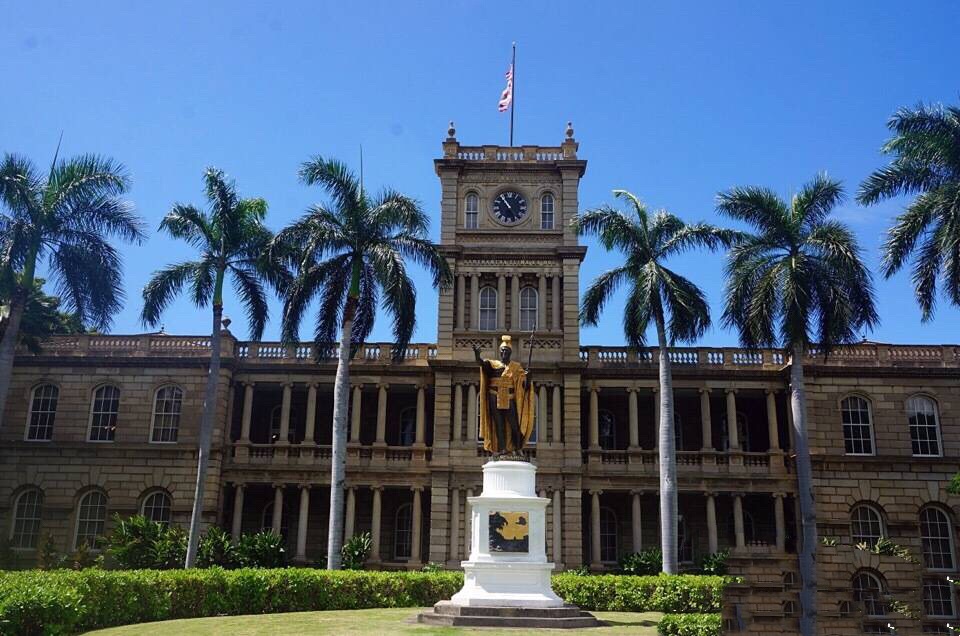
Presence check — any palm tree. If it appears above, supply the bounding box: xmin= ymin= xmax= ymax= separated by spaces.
xmin=717 ymin=174 xmax=878 ymax=635
xmin=274 ymin=157 xmax=450 ymax=569
xmin=857 ymin=102 xmax=960 ymax=320
xmin=573 ymin=190 xmax=737 ymax=574
xmin=141 ymin=168 xmax=285 ymax=568
xmin=1 ymin=279 xmax=87 ymax=354
xmin=0 ymin=152 xmax=143 ymax=427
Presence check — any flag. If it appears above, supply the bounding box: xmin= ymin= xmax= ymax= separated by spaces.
xmin=497 ymin=64 xmax=513 ymax=112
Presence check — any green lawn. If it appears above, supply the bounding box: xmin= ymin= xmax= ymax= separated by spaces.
xmin=85 ymin=608 xmax=664 ymax=635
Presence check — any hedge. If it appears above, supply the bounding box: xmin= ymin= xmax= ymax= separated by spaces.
xmin=657 ymin=613 xmax=722 ymax=636
xmin=0 ymin=569 xmax=731 ymax=635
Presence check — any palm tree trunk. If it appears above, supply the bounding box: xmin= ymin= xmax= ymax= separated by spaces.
xmin=0 ymin=294 xmax=27 ymax=429
xmin=790 ymin=343 xmax=817 ymax=635
xmin=326 ymin=296 xmax=356 ymax=569
xmin=184 ymin=301 xmax=224 ymax=567
xmin=655 ymin=313 xmax=678 ymax=574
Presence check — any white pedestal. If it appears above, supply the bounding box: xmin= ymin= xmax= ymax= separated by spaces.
xmin=450 ymin=460 xmax=564 ymax=608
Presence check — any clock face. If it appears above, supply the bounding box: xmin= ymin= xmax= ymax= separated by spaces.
xmin=491 ymin=191 xmax=529 ymax=225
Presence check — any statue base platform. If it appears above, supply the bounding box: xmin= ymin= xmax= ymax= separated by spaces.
xmin=417 ymin=601 xmax=603 ymax=628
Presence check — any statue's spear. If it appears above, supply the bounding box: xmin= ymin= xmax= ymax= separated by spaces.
xmin=517 ymin=326 xmax=536 ymax=449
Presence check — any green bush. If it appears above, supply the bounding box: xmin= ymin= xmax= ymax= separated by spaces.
xmin=618 ymin=548 xmax=662 ymax=575
xmin=340 ymin=533 xmax=372 ymax=570
xmin=697 ymin=550 xmax=729 ymax=575
xmin=105 ymin=516 xmax=171 ymax=570
xmin=551 ymin=574 xmax=729 ymax=613
xmin=196 ymin=527 xmax=238 ymax=569
xmin=657 ymin=613 xmax=722 ymax=636
xmin=236 ymin=531 xmax=286 ymax=568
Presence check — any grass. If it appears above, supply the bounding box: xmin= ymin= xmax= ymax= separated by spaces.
xmin=84 ymin=608 xmax=664 ymax=635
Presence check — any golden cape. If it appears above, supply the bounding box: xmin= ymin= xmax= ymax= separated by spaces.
xmin=479 ymin=359 xmax=534 ymax=453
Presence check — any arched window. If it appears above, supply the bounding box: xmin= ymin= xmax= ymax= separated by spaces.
xmin=269 ymin=405 xmax=282 ymax=442
xmin=10 ymin=489 xmax=43 ymax=549
xmin=75 ymin=491 xmax=107 ymax=549
xmin=519 ymin=286 xmax=538 ymax=331
xmin=151 ymin=385 xmax=183 ymax=443
xmin=599 ymin=506 xmax=618 ymax=563
xmin=88 ymin=385 xmax=120 ymax=442
xmin=908 ymin=396 xmax=942 ymax=457
xmin=921 ymin=507 xmax=955 ymax=570
xmin=478 ymin=287 xmax=497 ymax=331
xmin=850 ymin=504 xmax=885 ymax=545
xmin=261 ymin=501 xmax=289 ymax=537
xmin=142 ymin=491 xmax=172 ymax=526
xmin=598 ymin=410 xmax=617 ymax=450
xmin=540 ymin=193 xmax=555 ymax=229
xmin=399 ymin=408 xmax=416 ymax=446
xmin=852 ymin=570 xmax=886 ymax=618
xmin=394 ymin=503 xmax=413 ymax=560
xmin=841 ymin=396 xmax=874 ymax=455
xmin=26 ymin=384 xmax=58 ymax=441
xmin=464 ymin=193 xmax=479 ymax=229
xmin=923 ymin=577 xmax=956 ymax=618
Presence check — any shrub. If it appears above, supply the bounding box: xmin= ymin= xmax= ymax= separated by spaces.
xmin=105 ymin=516 xmax=168 ymax=570
xmin=196 ymin=527 xmax=238 ymax=569
xmin=657 ymin=613 xmax=722 ymax=636
xmin=697 ymin=550 xmax=729 ymax=575
xmin=236 ymin=531 xmax=286 ymax=568
xmin=618 ymin=548 xmax=662 ymax=575
xmin=551 ymin=574 xmax=729 ymax=613
xmin=340 ymin=533 xmax=372 ymax=570
xmin=150 ymin=525 xmax=187 ymax=570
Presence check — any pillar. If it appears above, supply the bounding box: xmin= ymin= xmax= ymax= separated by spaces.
xmin=467 ymin=384 xmax=478 ymax=441
xmin=497 ymin=274 xmax=506 ymax=330
xmin=296 ymin=486 xmax=310 ymax=561
xmin=278 ymin=382 xmax=292 ymax=443
xmin=272 ymin=484 xmax=284 ymax=534
xmin=631 ymin=491 xmax=642 ymax=553
xmin=733 ymin=494 xmax=745 ymax=549
xmin=588 ymin=386 xmax=599 ymax=449
xmin=464 ymin=488 xmax=474 ymax=558
xmin=240 ymin=382 xmax=254 ymax=442
xmin=411 ymin=487 xmax=423 ymax=564
xmin=538 ymin=385 xmax=548 ymax=443
xmin=774 ymin=492 xmax=786 ymax=551
xmin=590 ymin=490 xmax=602 ymax=567
xmin=552 ymin=490 xmax=563 ymax=565
xmin=456 ymin=274 xmax=465 ymax=330
xmin=415 ymin=384 xmax=426 ymax=445
xmin=452 ymin=383 xmax=463 ymax=442
xmin=304 ymin=383 xmax=317 ymax=444
xmin=511 ymin=274 xmax=520 ymax=330
xmin=766 ymin=390 xmax=781 ymax=451
xmin=700 ymin=388 xmax=713 ymax=450
xmin=450 ymin=488 xmax=460 ymax=561
xmin=350 ymin=385 xmax=362 ymax=442
xmin=538 ymin=273 xmax=547 ymax=330
xmin=231 ymin=484 xmax=245 ymax=540
xmin=370 ymin=487 xmax=382 ymax=562
xmin=706 ymin=493 xmax=718 ymax=554
xmin=628 ymin=388 xmax=639 ymax=448
xmin=469 ymin=275 xmax=479 ymax=329
xmin=375 ymin=383 xmax=388 ymax=444
xmin=344 ymin=487 xmax=356 ymax=539
xmin=726 ymin=389 xmax=740 ymax=450
xmin=551 ymin=275 xmax=560 ymax=331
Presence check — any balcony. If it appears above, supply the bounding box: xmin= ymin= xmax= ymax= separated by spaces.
xmin=229 ymin=442 xmax=430 ymax=468
xmin=583 ymin=449 xmax=787 ymax=477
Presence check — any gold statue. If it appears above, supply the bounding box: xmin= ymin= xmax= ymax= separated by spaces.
xmin=473 ymin=335 xmax=534 ymax=456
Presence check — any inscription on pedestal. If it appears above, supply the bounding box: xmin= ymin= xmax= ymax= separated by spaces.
xmin=489 ymin=510 xmax=529 ymax=553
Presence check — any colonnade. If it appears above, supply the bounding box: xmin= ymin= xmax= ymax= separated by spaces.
xmin=455 ymin=272 xmax=562 ymax=331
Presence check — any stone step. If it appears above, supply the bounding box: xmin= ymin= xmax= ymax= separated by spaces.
xmin=418 ymin=612 xmax=603 ymax=629
xmin=432 ymin=601 xmax=583 ymax=619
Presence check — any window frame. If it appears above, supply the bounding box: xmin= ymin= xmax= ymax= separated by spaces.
xmin=398 ymin=407 xmax=416 ymax=447
xmin=907 ymin=395 xmax=943 ymax=458
xmin=852 ymin=569 xmax=887 ymax=618
xmin=74 ymin=490 xmax=108 ymax=550
xmin=394 ymin=502 xmax=413 ymax=560
xmin=540 ymin=193 xmax=555 ymax=230
xmin=87 ymin=384 xmax=121 ymax=443
xmin=599 ymin=506 xmax=618 ymax=563
xmin=464 ymin=192 xmax=479 ymax=229
xmin=478 ymin=286 xmax=497 ymax=332
xmin=598 ymin=409 xmax=617 ymax=450
xmin=840 ymin=394 xmax=875 ymax=456
xmin=850 ymin=503 xmax=886 ymax=546
xmin=920 ymin=506 xmax=956 ymax=572
xmin=150 ymin=385 xmax=183 ymax=444
xmin=10 ymin=488 xmax=43 ymax=550
xmin=141 ymin=491 xmax=172 ymax=526
xmin=25 ymin=383 xmax=59 ymax=442
xmin=923 ymin=576 xmax=957 ymax=618
xmin=519 ymin=286 xmax=538 ymax=331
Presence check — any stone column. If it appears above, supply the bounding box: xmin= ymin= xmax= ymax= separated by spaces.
xmin=452 ymin=383 xmax=463 ymax=442
xmin=278 ymin=382 xmax=292 ymax=443
xmin=344 ymin=487 xmax=356 ymax=539
xmin=766 ymin=390 xmax=781 ymax=451
xmin=415 ymin=384 xmax=426 ymax=445
xmin=231 ymin=484 xmax=245 ymax=540
xmin=631 ymin=491 xmax=643 ymax=553
xmin=552 ymin=385 xmax=562 ymax=444
xmin=538 ymin=274 xmax=547 ymax=330
xmin=733 ymin=494 xmax=745 ymax=549
xmin=469 ymin=275 xmax=479 ymax=329
xmin=375 ymin=383 xmax=388 ymax=444
xmin=240 ymin=382 xmax=254 ymax=443
xmin=464 ymin=488 xmax=474 ymax=558
xmin=272 ymin=484 xmax=284 ymax=534
xmin=456 ymin=274 xmax=465 ymax=330
xmin=350 ymin=385 xmax=362 ymax=442
xmin=700 ymin=388 xmax=713 ymax=450
xmin=511 ymin=274 xmax=520 ymax=330
xmin=497 ymin=274 xmax=506 ymax=330
xmin=590 ymin=490 xmax=602 ymax=567
xmin=552 ymin=490 xmax=563 ymax=565
xmin=538 ymin=385 xmax=548 ymax=443
xmin=370 ymin=487 xmax=382 ymax=563
xmin=296 ymin=486 xmax=310 ymax=561
xmin=411 ymin=487 xmax=423 ymax=564
xmin=304 ymin=383 xmax=317 ymax=444
xmin=588 ymin=386 xmax=600 ymax=449
xmin=706 ymin=493 xmax=718 ymax=554
xmin=628 ymin=388 xmax=639 ymax=448
xmin=449 ymin=488 xmax=460 ymax=562
xmin=551 ymin=275 xmax=561 ymax=331
xmin=467 ymin=384 xmax=478 ymax=441
xmin=774 ymin=492 xmax=786 ymax=551
xmin=726 ymin=389 xmax=740 ymax=450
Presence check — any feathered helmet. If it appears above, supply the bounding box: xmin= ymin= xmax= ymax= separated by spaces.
xmin=499 ymin=335 xmax=512 ymax=351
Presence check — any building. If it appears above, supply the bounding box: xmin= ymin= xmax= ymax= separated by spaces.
xmin=2 ymin=126 xmax=959 ymax=634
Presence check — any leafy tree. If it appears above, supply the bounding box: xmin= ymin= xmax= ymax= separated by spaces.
xmin=858 ymin=102 xmax=960 ymax=320
xmin=0 ymin=279 xmax=86 ymax=354
xmin=0 ymin=152 xmax=143 ymax=427
xmin=717 ymin=174 xmax=879 ymax=635
xmin=573 ymin=190 xmax=737 ymax=574
xmin=274 ymin=157 xmax=450 ymax=568
xmin=141 ymin=168 xmax=285 ymax=568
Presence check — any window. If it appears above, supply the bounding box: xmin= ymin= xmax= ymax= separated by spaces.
xmin=850 ymin=504 xmax=885 ymax=546
xmin=394 ymin=503 xmax=413 ymax=560
xmin=151 ymin=385 xmax=182 ymax=443
xmin=88 ymin=385 xmax=120 ymax=442
xmin=678 ymin=515 xmax=693 ymax=563
xmin=269 ymin=405 xmax=283 ymax=443
xmin=908 ymin=396 xmax=942 ymax=457
xmin=519 ymin=287 xmax=538 ymax=331
xmin=921 ymin=507 xmax=955 ymax=570
xmin=10 ymin=489 xmax=43 ymax=549
xmin=399 ymin=408 xmax=416 ymax=446
xmin=598 ymin=410 xmax=617 ymax=450
xmin=540 ymin=193 xmax=555 ymax=229
xmin=924 ymin=578 xmax=956 ymax=618
xmin=599 ymin=507 xmax=618 ymax=563
xmin=841 ymin=396 xmax=874 ymax=455
xmin=478 ymin=287 xmax=497 ymax=331
xmin=464 ymin=193 xmax=479 ymax=229
xmin=27 ymin=384 xmax=58 ymax=441
xmin=852 ymin=570 xmax=886 ymax=618
xmin=142 ymin=492 xmax=171 ymax=526
xmin=75 ymin=491 xmax=107 ymax=549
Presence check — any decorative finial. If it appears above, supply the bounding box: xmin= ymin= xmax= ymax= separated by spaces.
xmin=221 ymin=317 xmax=232 ymax=331
xmin=565 ymin=121 xmax=574 ymax=139
xmin=159 ymin=324 xmax=165 ymax=334
xmin=447 ymin=121 xmax=456 ymax=139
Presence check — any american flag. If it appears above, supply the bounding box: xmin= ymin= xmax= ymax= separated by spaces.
xmin=497 ymin=64 xmax=513 ymax=112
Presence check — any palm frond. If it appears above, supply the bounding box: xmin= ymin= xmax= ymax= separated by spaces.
xmin=656 ymin=265 xmax=710 ymax=344
xmin=230 ymin=264 xmax=270 ymax=340
xmin=368 ymin=190 xmax=429 ymax=236
xmin=794 ymin=173 xmax=845 ymax=228
xmin=579 ymin=266 xmax=630 ymax=326
xmin=716 ymin=186 xmax=789 ymax=234
xmin=49 ymin=237 xmax=124 ymax=330
xmin=299 ymin=156 xmax=361 ymax=213
xmin=141 ymin=262 xmax=202 ymax=327
xmin=159 ymin=205 xmax=214 ymax=250
xmin=368 ymin=244 xmax=416 ymax=360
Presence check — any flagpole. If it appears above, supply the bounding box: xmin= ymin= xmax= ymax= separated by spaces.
xmin=509 ymin=42 xmax=516 ymax=147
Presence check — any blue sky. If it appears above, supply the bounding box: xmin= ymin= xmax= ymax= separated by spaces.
xmin=2 ymin=1 xmax=957 ymax=346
